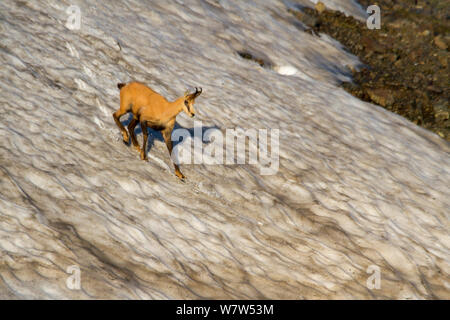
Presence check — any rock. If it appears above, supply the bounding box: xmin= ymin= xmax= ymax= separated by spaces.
xmin=345 ymin=64 xmax=356 ymax=74
xmin=302 ymin=14 xmax=319 ymax=28
xmin=389 ymin=19 xmax=409 ymax=29
xmin=387 ymin=54 xmax=399 ymax=63
xmin=427 ymin=85 xmax=443 ymax=93
xmin=435 ymin=111 xmax=449 ymax=122
xmin=438 ymin=55 xmax=447 ymax=67
xmin=434 ymin=36 xmax=447 ymax=50
xmin=394 ymin=59 xmax=403 ymax=67
xmin=361 ymin=36 xmax=385 ymax=53
xmin=315 ymin=1 xmax=326 ymax=14
xmin=366 ymin=88 xmax=395 ymax=107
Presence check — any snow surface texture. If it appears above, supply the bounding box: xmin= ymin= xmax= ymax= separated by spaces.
xmin=0 ymin=0 xmax=449 ymax=299
xmin=285 ymin=0 xmax=367 ymax=21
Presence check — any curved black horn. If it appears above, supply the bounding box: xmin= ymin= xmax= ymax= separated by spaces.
xmin=194 ymin=87 xmax=202 ymax=97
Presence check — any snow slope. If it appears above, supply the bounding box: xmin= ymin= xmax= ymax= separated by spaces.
xmin=0 ymin=0 xmax=448 ymax=299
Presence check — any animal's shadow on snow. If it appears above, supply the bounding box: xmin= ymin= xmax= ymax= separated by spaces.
xmin=121 ymin=115 xmax=220 ymax=154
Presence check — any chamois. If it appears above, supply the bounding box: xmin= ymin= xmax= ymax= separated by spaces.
xmin=113 ymin=82 xmax=202 ymax=181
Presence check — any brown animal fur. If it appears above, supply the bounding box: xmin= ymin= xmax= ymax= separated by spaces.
xmin=113 ymin=82 xmax=202 ymax=181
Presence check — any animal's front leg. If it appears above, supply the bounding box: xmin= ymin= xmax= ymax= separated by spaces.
xmin=128 ymin=118 xmax=140 ymax=152
xmin=162 ymin=128 xmax=185 ymax=181
xmin=113 ymin=111 xmax=129 ymax=144
xmin=140 ymin=121 xmax=148 ymax=161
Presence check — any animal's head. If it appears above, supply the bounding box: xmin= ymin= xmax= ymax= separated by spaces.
xmin=183 ymin=87 xmax=202 ymax=118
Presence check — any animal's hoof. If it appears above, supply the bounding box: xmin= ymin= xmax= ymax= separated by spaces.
xmin=140 ymin=151 xmax=147 ymax=161
xmin=175 ymin=172 xmax=186 ymax=181
xmin=122 ymin=133 xmax=129 ymax=144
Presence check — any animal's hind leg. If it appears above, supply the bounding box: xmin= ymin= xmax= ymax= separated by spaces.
xmin=113 ymin=109 xmax=129 ymax=144
xmin=128 ymin=117 xmax=140 ymax=152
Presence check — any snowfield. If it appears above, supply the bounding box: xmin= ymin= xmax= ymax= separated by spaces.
xmin=0 ymin=0 xmax=449 ymax=299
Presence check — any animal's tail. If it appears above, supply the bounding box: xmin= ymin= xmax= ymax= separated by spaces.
xmin=117 ymin=83 xmax=126 ymax=90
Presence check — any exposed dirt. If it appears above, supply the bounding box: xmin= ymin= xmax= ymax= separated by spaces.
xmin=290 ymin=1 xmax=449 ymax=141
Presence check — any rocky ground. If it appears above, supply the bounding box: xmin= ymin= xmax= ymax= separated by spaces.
xmin=291 ymin=0 xmax=449 ymax=141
